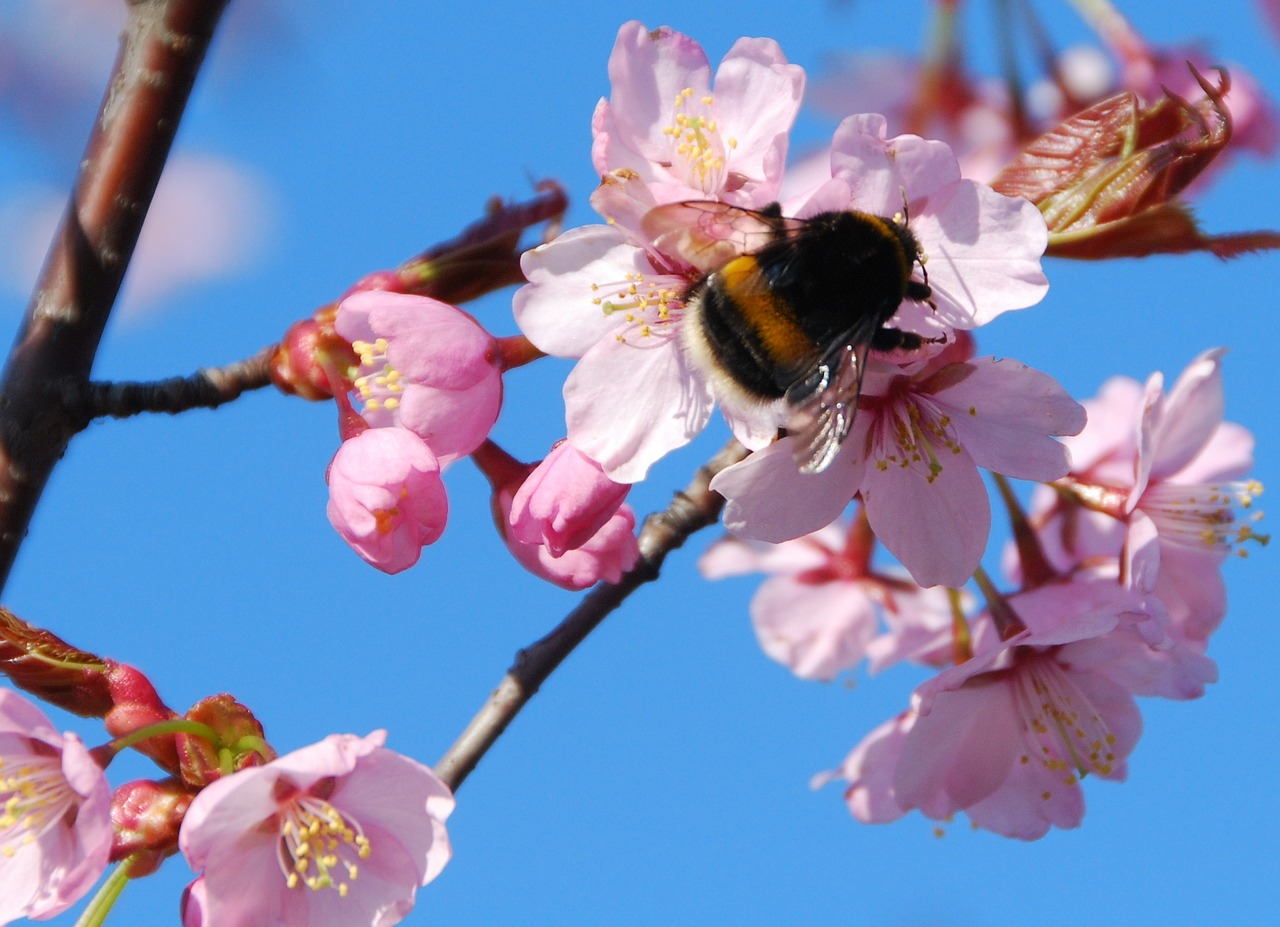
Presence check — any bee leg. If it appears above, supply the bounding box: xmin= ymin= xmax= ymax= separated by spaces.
xmin=871 ymin=327 xmax=924 ymax=352
xmin=906 ymin=279 xmax=935 ymax=309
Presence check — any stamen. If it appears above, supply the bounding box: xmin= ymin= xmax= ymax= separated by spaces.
xmin=1140 ymin=479 xmax=1268 ymax=554
xmin=1012 ymin=655 xmax=1117 ymax=785
xmin=277 ymin=793 xmax=372 ymax=897
xmin=0 ymin=754 xmax=76 ymax=859
xmin=663 ymin=88 xmax=728 ymax=192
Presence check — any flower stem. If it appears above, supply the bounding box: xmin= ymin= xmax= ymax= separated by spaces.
xmin=972 ymin=565 xmax=1027 ymax=640
xmin=73 ymin=860 xmax=132 ymax=927
xmin=992 ymin=473 xmax=1057 ymax=588
xmin=434 ymin=439 xmax=749 ymax=791
xmin=105 ymin=718 xmax=221 ymax=759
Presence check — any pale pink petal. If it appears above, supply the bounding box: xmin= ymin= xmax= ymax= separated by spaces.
xmin=1149 ymin=348 xmax=1226 ymax=480
xmin=593 ymin=23 xmax=712 ymax=178
xmin=707 ymin=36 xmax=805 ymax=202
xmin=862 ymin=446 xmax=989 ymax=588
xmin=751 ymin=575 xmax=876 ymax=680
xmin=829 ymin=113 xmax=962 ymax=213
xmin=933 ymin=357 xmax=1084 ymax=479
xmin=832 ymin=713 xmax=913 ymax=824
xmin=1173 ymin=422 xmax=1254 ymax=483
xmin=1063 ymin=376 xmax=1144 ymax=476
xmin=514 ymin=225 xmax=652 ymax=358
xmin=716 ymin=440 xmax=864 ymax=543
xmin=909 ymin=180 xmax=1049 ymax=328
xmin=963 ymin=749 xmax=1084 ymax=839
xmin=1062 ymin=624 xmax=1217 ymax=700
xmin=564 ymin=335 xmax=713 ymax=483
xmin=509 ymin=442 xmax=630 ymax=555
xmin=895 ymin=679 xmax=1021 ymax=815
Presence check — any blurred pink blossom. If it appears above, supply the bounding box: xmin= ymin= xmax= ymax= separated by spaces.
xmin=509 ymin=441 xmax=630 ymax=556
xmin=179 ymin=730 xmax=453 ymax=927
xmin=1034 ymin=349 xmax=1264 ymax=641
xmin=0 ymin=154 xmax=275 ymax=318
xmin=700 ymin=520 xmax=958 ymax=680
xmin=326 ymin=427 xmax=448 ymax=574
xmin=0 ymin=688 xmax=112 ymax=924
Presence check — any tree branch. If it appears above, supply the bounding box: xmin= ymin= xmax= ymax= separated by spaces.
xmin=55 ymin=347 xmax=274 ymax=425
xmin=434 ymin=439 xmax=749 ymax=791
xmin=0 ymin=0 xmax=229 ymax=593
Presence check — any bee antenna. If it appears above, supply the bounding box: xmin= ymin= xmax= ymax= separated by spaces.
xmin=898 ymin=187 xmax=911 ymax=226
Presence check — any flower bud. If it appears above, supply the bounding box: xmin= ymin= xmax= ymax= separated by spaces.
xmin=509 ymin=441 xmax=630 ymax=555
xmin=327 ymin=426 xmax=449 ymax=573
xmin=110 ymin=778 xmax=194 ymax=867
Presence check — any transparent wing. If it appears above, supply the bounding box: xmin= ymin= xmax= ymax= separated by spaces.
xmin=782 ymin=337 xmax=870 ymax=474
xmin=640 ymin=201 xmax=796 ymax=274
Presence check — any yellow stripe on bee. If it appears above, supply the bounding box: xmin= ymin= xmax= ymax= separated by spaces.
xmin=719 ymin=256 xmax=813 ymax=366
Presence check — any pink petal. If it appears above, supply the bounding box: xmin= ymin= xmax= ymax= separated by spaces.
xmin=830 ymin=113 xmax=962 ymax=214
xmin=514 ymin=225 xmax=652 ymax=358
xmin=911 ymin=180 xmax=1049 ymax=328
xmin=751 ymin=575 xmax=876 ymax=680
xmin=563 ymin=335 xmax=713 ymax=483
xmin=707 ymin=36 xmax=805 ymax=202
xmin=861 ymin=446 xmax=989 ymax=588
xmin=832 ymin=713 xmax=913 ymax=824
xmin=715 ymin=440 xmax=864 ymax=543
xmin=933 ymin=357 xmax=1085 ymax=479
xmin=895 ymin=679 xmax=1021 ymax=814
xmin=595 ymin=22 xmax=712 ymax=175
xmin=1149 ymin=348 xmax=1226 ymax=480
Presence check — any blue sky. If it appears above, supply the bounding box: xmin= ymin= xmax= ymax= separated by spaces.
xmin=1 ymin=1 xmax=1278 ymax=924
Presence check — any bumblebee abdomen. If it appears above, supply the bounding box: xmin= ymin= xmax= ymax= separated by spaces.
xmin=695 ymin=255 xmax=815 ymax=399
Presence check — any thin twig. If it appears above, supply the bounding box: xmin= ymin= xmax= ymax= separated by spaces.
xmin=0 ymin=0 xmax=230 ymax=594
xmin=55 ymin=347 xmax=274 ymax=426
xmin=434 ymin=439 xmax=749 ymax=791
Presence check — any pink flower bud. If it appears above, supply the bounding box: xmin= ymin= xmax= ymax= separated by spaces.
xmin=498 ymin=485 xmax=640 ymax=590
xmin=326 ymin=427 xmax=448 ymax=574
xmin=109 ymin=778 xmax=194 ymax=866
xmin=104 ymin=661 xmax=180 ymax=775
xmin=509 ymin=441 xmax=630 ymax=555
xmin=335 ymin=291 xmax=503 ymax=463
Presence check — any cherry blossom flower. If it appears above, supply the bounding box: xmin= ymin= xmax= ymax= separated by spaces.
xmin=1036 ymin=349 xmax=1264 ymax=641
xmin=0 ymin=688 xmax=112 ymax=925
xmin=326 ymin=427 xmax=448 ymax=574
xmin=592 ymin=21 xmax=805 ymax=207
xmin=508 ymin=441 xmax=630 ymax=556
xmin=335 ymin=291 xmax=503 ymax=465
xmin=179 ymin=730 xmax=453 ymax=927
xmin=713 ymin=335 xmax=1084 ymax=588
xmin=699 ymin=519 xmax=957 ymax=680
xmin=824 ymin=578 xmax=1190 ymax=839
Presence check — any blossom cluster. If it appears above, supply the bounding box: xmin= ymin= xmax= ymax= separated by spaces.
xmin=706 ymin=348 xmax=1261 ymax=838
xmin=508 ymin=21 xmax=1266 ymax=839
xmin=321 ymin=289 xmax=639 ymax=588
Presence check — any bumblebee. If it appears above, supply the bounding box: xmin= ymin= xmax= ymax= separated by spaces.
xmin=641 ymin=200 xmax=935 ymax=474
